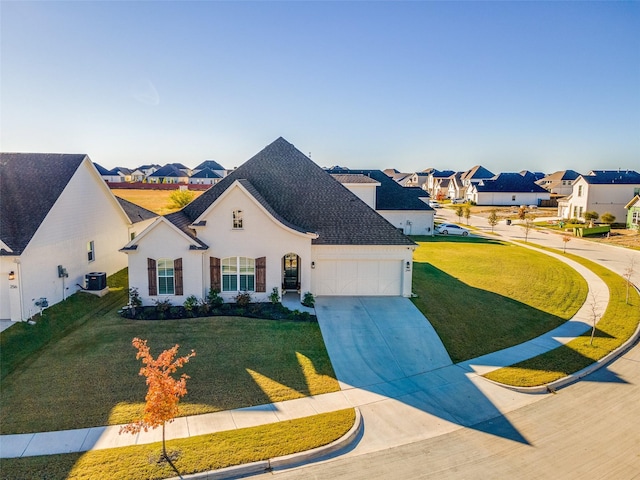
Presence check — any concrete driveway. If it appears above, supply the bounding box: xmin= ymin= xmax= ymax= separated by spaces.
xmin=314 ymin=297 xmax=452 ymax=390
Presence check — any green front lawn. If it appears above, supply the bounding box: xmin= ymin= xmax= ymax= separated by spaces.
xmin=411 ymin=236 xmax=588 ymax=362
xmin=485 ymin=248 xmax=640 ymax=386
xmin=0 ymin=409 xmax=355 ymax=480
xmin=0 ymin=270 xmax=339 ymax=435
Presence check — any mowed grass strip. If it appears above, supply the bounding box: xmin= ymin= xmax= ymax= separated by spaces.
xmin=0 ymin=409 xmax=355 ymax=480
xmin=485 ymin=248 xmax=640 ymax=386
xmin=411 ymin=236 xmax=587 ymax=363
xmin=1 ymin=271 xmax=338 ymax=434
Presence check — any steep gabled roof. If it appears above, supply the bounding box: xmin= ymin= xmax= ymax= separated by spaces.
xmin=182 ymin=138 xmax=415 ymax=246
xmin=194 ymin=160 xmax=225 ymax=171
xmin=1 ymin=153 xmax=87 ymax=255
xmin=328 ymin=167 xmax=433 ymax=212
xmin=93 ymin=162 xmax=112 ymax=175
xmin=432 ymin=169 xmax=456 ymax=178
xmin=461 ymin=165 xmax=494 ymax=181
xmin=539 ymin=169 xmax=581 ymax=182
xmin=116 ymin=197 xmax=157 ymax=224
xmin=475 ymin=173 xmax=548 ymax=193
xmin=149 ymin=164 xmax=187 ymax=178
xmin=582 ymin=170 xmax=640 ymax=185
xmin=190 ymin=167 xmax=222 ymax=179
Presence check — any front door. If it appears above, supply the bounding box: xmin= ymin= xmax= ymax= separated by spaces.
xmin=283 ymin=253 xmax=299 ymax=290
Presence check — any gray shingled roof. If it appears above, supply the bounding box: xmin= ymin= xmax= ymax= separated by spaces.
xmin=327 ymin=168 xmax=433 ymax=212
xmin=1 ymin=153 xmax=87 ymax=255
xmin=190 ymin=167 xmax=221 ymax=179
xmin=582 ymin=170 xmax=640 ymax=185
xmin=194 ymin=160 xmax=225 ymax=171
xmin=475 ymin=173 xmax=548 ymax=193
xmin=181 ymin=138 xmax=415 ymax=246
xmin=461 ymin=165 xmax=494 ymax=181
xmin=116 ymin=197 xmax=158 ymax=224
xmin=330 ymin=174 xmax=380 ymax=184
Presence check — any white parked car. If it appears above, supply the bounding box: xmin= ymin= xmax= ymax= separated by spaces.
xmin=435 ymin=223 xmax=470 ymax=236
xmin=451 ymin=198 xmax=465 ymax=204
xmin=428 ymin=200 xmax=441 ymax=208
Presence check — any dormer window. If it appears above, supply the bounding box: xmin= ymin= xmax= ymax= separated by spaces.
xmin=233 ymin=209 xmax=243 ymax=229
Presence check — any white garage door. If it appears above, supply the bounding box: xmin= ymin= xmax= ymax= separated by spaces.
xmin=314 ymin=259 xmax=403 ymax=296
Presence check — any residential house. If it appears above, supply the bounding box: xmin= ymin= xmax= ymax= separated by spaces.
xmin=468 ymin=172 xmax=550 ymax=206
xmin=1 ymin=154 xmax=156 ymax=322
xmin=193 ymin=160 xmax=227 ymax=179
xmin=147 ymin=164 xmax=190 ymax=184
xmin=189 ymin=168 xmax=222 ymax=185
xmin=536 ymin=170 xmax=581 ymax=196
xmin=328 ymin=168 xmax=435 ymax=236
xmin=460 ymin=165 xmax=495 ymax=198
xmin=426 ymin=170 xmax=455 ymax=199
xmin=122 ymin=138 xmax=416 ymax=306
xmin=558 ymin=170 xmax=640 ymax=222
xmin=138 ymin=164 xmax=161 ymax=179
xmin=625 ymin=195 xmax=640 ymax=232
xmin=447 ymin=172 xmax=465 ymax=200
xmin=404 ymin=172 xmax=430 ymax=189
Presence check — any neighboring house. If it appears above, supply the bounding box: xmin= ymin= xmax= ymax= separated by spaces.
xmin=468 ymin=172 xmax=550 ymax=206
xmin=558 ymin=170 xmax=640 ymax=221
xmin=404 ymin=172 xmax=430 ymax=189
xmin=94 ymin=164 xmax=134 ymax=183
xmin=129 ymin=168 xmax=146 ymax=182
xmin=447 ymin=172 xmax=465 ymax=200
xmin=426 ymin=170 xmax=455 ymax=198
xmin=519 ymin=170 xmax=546 ymax=182
xmin=148 ymin=164 xmax=190 ymax=184
xmin=1 ymin=153 xmax=157 ymax=322
xmin=137 ymin=164 xmax=162 ymax=179
xmin=193 ymin=160 xmax=227 ymax=179
xmin=625 ymin=195 xmax=640 ymax=232
xmin=189 ymin=167 xmax=222 ymax=185
xmin=460 ymin=165 xmax=495 ymax=192
xmin=536 ymin=170 xmax=581 ymax=196
xmin=122 ymin=138 xmax=416 ymax=306
xmin=329 ymin=168 xmax=435 ymax=236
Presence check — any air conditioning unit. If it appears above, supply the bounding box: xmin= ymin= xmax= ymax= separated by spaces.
xmin=85 ymin=272 xmax=107 ymax=291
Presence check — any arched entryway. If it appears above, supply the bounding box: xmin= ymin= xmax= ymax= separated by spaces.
xmin=282 ymin=253 xmax=300 ymax=292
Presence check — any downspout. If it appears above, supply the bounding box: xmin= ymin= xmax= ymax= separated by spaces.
xmin=15 ymin=258 xmax=25 ymax=321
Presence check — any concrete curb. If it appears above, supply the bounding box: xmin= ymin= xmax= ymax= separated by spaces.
xmin=168 ymin=407 xmax=362 ymax=480
xmin=490 ymin=284 xmax=640 ymax=395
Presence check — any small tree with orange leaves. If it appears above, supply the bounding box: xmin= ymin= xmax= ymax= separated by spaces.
xmin=120 ymin=338 xmax=195 ymax=477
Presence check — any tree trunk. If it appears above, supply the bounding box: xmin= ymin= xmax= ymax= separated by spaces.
xmin=162 ymin=422 xmax=184 ymax=479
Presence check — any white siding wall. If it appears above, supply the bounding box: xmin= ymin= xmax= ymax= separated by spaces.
xmin=473 ymin=191 xmax=550 ymax=206
xmin=197 ymin=185 xmax=314 ymax=302
xmin=378 ymin=210 xmax=434 ymax=236
xmin=341 ymin=183 xmax=377 ymax=209
xmin=127 ymin=221 xmax=205 ymax=306
xmin=4 ymin=159 xmax=132 ymax=321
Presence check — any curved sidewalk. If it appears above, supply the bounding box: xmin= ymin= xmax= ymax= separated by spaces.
xmin=0 ymin=243 xmax=612 ymax=460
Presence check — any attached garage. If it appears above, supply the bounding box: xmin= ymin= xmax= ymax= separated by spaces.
xmin=313 ymin=259 xmax=404 ymax=296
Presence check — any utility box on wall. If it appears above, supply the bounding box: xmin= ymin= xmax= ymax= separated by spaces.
xmin=85 ymin=272 xmax=107 ymax=291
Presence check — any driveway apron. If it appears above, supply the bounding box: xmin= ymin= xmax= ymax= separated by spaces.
xmin=314 ymin=297 xmax=452 ymax=390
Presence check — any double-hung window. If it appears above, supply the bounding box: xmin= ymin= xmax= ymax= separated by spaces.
xmin=157 ymin=258 xmax=175 ymax=295
xmin=233 ymin=210 xmax=243 ymax=229
xmin=222 ymin=257 xmax=255 ymax=292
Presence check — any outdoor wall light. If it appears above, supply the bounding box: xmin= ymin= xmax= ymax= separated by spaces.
xmin=311 ymin=261 xmax=315 ymax=269
xmin=406 ymin=261 xmax=411 ymax=271
xmin=8 ymin=271 xmax=15 ymax=281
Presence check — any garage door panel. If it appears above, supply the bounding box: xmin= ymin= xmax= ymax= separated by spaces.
xmin=315 ymin=259 xmax=402 ymax=296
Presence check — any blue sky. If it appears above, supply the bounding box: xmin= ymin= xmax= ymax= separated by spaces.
xmin=2 ymin=1 xmax=638 ymax=174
